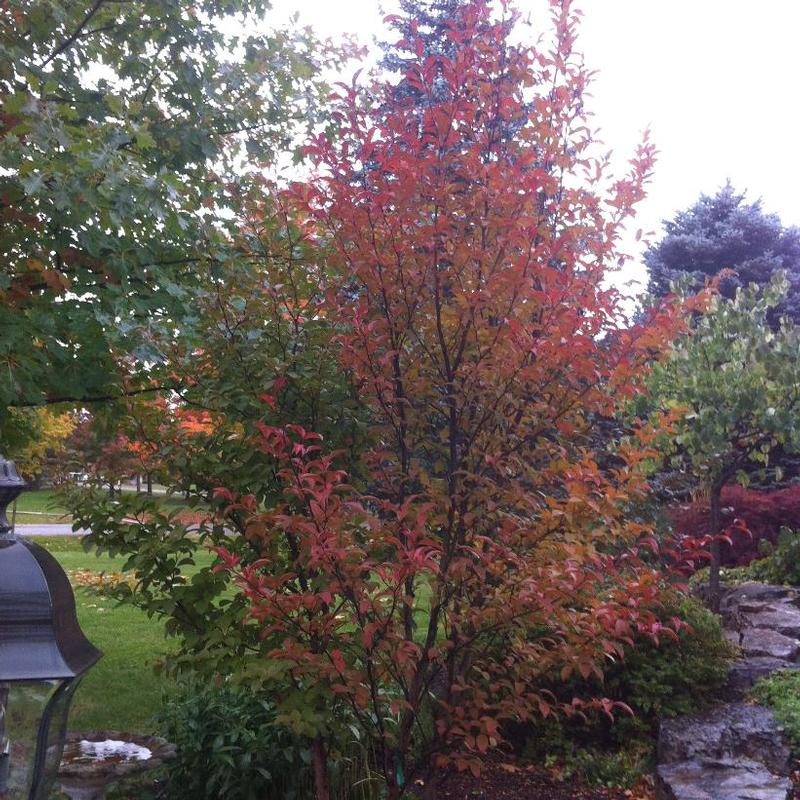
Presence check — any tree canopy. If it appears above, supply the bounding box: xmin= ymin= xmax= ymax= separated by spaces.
xmin=0 ymin=0 xmax=331 ymax=414
xmin=640 ymin=273 xmax=800 ymax=607
xmin=646 ymin=184 xmax=800 ymax=325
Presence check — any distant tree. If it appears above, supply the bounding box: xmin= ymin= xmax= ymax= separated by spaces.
xmin=646 ymin=184 xmax=800 ymax=325
xmin=1 ymin=406 xmax=75 ymax=482
xmin=640 ymin=273 xmax=800 ymax=611
xmin=61 ymin=416 xmax=138 ymax=494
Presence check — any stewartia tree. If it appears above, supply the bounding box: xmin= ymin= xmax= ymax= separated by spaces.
xmin=218 ymin=1 xmax=691 ymax=796
xmin=640 ymin=273 xmax=800 ymax=611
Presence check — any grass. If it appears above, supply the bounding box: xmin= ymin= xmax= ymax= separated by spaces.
xmin=70 ymin=592 xmax=174 ymax=732
xmin=11 ymin=487 xmax=200 ymax=526
xmin=13 ymin=489 xmax=65 ymax=513
xmin=32 ymin=537 xmax=216 ymax=734
xmin=751 ymin=669 xmax=800 ymax=748
xmin=11 ymin=488 xmax=71 ymax=524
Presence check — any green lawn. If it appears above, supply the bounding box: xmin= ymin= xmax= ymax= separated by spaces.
xmin=14 ymin=489 xmax=65 ymax=514
xmin=33 ymin=537 xmax=216 ymax=734
xmin=12 ymin=489 xmax=71 ymax=524
xmin=12 ymin=488 xmax=197 ymax=525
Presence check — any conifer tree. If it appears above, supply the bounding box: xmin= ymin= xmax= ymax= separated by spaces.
xmin=646 ymin=184 xmax=800 ymax=326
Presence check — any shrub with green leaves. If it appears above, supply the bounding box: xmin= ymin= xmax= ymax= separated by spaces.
xmin=603 ymin=596 xmax=734 ymax=729
xmin=159 ymin=683 xmax=381 ymax=800
xmin=745 ymin=527 xmax=800 ymax=586
xmin=159 ymin=684 xmax=313 ymax=800
xmin=521 ymin=594 xmax=734 ymax=787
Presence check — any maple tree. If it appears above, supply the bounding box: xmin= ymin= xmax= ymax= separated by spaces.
xmin=214 ymin=1 xmax=694 ymax=796
xmin=1 ymin=406 xmax=75 ymax=480
xmin=61 ymin=416 xmax=140 ymax=494
xmin=0 ymin=0 xmax=338 ymax=420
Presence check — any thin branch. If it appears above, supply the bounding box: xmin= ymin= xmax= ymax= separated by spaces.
xmin=9 ymin=383 xmax=178 ymax=409
xmin=42 ymin=0 xmax=106 ymax=67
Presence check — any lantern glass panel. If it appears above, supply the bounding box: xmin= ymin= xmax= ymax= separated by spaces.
xmin=0 ymin=680 xmax=75 ymax=800
xmin=35 ymin=680 xmax=78 ymax=800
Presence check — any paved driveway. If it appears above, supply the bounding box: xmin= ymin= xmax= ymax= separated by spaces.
xmin=13 ymin=524 xmax=87 ymax=537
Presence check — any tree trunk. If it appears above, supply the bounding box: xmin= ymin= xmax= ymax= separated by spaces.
xmin=136 ymin=474 xmax=141 ymax=493
xmin=146 ymin=473 xmax=153 ymax=494
xmin=310 ymin=736 xmax=330 ymax=800
xmin=383 ymin=748 xmax=405 ymax=800
xmin=709 ymin=481 xmax=723 ymax=613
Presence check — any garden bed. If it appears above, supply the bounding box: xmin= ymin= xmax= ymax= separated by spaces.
xmin=432 ymin=758 xmax=642 ymax=800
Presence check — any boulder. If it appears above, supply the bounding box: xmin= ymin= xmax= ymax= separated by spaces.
xmin=656 ymin=758 xmax=792 ymax=800
xmin=720 ymin=584 xmax=798 ymax=627
xmin=721 ymin=584 xmax=798 ymax=609
xmin=743 ymin=603 xmax=800 ymax=639
xmin=726 ymin=657 xmax=800 ymax=696
xmin=658 ymin=703 xmax=791 ymax=776
xmin=740 ymin=628 xmax=800 ymax=661
xmin=657 ymin=582 xmax=800 ymax=799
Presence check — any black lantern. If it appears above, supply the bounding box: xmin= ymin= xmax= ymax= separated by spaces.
xmin=0 ymin=456 xmax=101 ymax=800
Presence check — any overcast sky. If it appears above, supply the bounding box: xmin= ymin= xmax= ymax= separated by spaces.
xmin=270 ymin=1 xmax=800 ymax=291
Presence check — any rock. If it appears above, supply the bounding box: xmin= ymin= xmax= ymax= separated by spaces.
xmin=720 ymin=584 xmax=798 ymax=627
xmin=723 ymin=628 xmax=741 ymax=647
xmin=726 ymin=657 xmax=800 ymax=696
xmin=744 ymin=603 xmax=800 ymax=639
xmin=656 ymin=758 xmax=792 ymax=800
xmin=657 ymin=583 xmax=800 ymax=798
xmin=740 ymin=628 xmax=800 ymax=661
xmin=658 ymin=703 xmax=791 ymax=776
xmin=721 ymin=584 xmax=798 ymax=609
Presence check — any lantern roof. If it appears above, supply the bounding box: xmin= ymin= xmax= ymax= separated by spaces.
xmin=0 ymin=536 xmax=102 ymax=681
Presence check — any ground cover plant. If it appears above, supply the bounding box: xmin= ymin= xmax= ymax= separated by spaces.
xmin=751 ymin=670 xmax=800 ymax=751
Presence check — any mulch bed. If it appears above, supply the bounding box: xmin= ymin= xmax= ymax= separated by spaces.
xmin=432 ymin=760 xmax=800 ymax=800
xmin=431 ymin=758 xmax=644 ymax=800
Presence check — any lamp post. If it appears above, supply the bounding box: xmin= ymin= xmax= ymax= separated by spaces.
xmin=0 ymin=456 xmax=101 ymax=800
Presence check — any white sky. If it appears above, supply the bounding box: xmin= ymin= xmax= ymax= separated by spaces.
xmin=270 ymin=0 xmax=800 ymax=291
